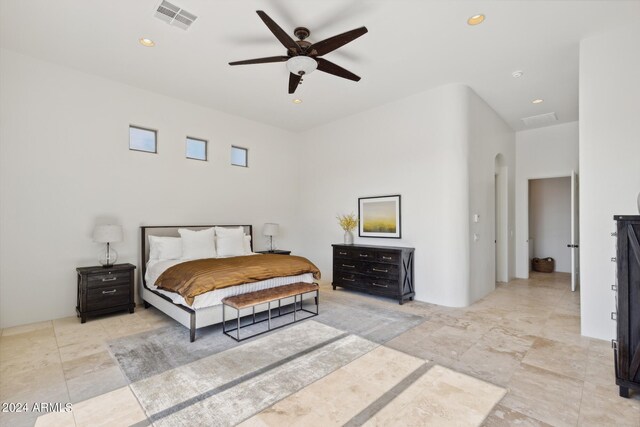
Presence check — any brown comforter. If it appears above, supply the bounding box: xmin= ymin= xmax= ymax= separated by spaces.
xmin=154 ymin=254 xmax=321 ymax=306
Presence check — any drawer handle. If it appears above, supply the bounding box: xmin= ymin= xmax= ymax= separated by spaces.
xmin=382 ymin=256 xmax=392 ymax=260
xmin=102 ymin=289 xmax=117 ymax=294
xmin=359 ymin=254 xmax=369 ymax=258
xmin=372 ymin=268 xmax=388 ymax=273
xmin=372 ymin=282 xmax=388 ymax=288
xmin=338 ymin=252 xmax=347 ymax=255
xmin=342 ymin=264 xmax=355 ymax=268
xmin=101 ymin=277 xmax=117 ymax=282
xmin=342 ymin=278 xmax=355 ymax=282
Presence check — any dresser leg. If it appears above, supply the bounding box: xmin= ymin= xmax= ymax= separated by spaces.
xmin=129 ymin=307 xmax=135 ymax=314
xmin=143 ymin=301 xmax=151 ymax=309
xmin=619 ymin=386 xmax=629 ymax=398
xmin=332 ymin=285 xmax=336 ymax=290
xmin=80 ymin=315 xmax=87 ymax=324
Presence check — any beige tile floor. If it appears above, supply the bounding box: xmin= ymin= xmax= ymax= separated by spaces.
xmin=0 ymin=272 xmax=638 ymax=426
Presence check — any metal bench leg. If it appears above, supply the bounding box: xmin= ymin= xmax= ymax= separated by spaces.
xmin=268 ymin=301 xmax=271 ymax=330
xmin=222 ymin=304 xmax=226 ymax=334
xmin=252 ymin=306 xmax=256 ymax=324
xmin=316 ymin=290 xmax=319 ymax=314
xmin=236 ymin=308 xmax=240 ymax=341
xmin=293 ymin=295 xmax=297 ymax=322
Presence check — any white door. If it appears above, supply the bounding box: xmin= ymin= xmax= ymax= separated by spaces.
xmin=570 ymin=170 xmax=580 ymax=291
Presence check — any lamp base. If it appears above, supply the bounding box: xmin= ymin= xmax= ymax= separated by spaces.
xmin=99 ymin=244 xmax=118 ymax=268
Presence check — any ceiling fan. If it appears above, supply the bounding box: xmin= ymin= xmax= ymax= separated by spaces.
xmin=229 ymin=10 xmax=368 ymax=94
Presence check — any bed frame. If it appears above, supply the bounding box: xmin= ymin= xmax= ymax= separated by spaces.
xmin=140 ymin=225 xmax=309 ymax=342
xmin=140 ymin=225 xmax=252 ymax=342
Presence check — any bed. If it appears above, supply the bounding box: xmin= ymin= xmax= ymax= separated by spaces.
xmin=140 ymin=225 xmax=317 ymax=341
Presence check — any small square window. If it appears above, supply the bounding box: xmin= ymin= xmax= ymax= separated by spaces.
xmin=129 ymin=125 xmax=157 ymax=153
xmin=186 ymin=137 xmax=207 ymax=161
xmin=231 ymin=146 xmax=248 ymax=167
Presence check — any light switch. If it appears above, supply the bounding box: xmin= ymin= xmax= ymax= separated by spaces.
xmin=474 ymin=233 xmax=480 ymax=242
xmin=473 ymin=214 xmax=480 ymax=223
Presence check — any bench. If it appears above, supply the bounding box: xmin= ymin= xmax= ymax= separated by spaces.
xmin=221 ymin=282 xmax=319 ymax=341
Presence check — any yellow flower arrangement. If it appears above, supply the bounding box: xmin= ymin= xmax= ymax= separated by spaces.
xmin=337 ymin=213 xmax=358 ymax=232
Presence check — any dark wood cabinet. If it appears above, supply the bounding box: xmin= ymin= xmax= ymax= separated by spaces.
xmin=332 ymin=244 xmax=415 ymax=304
xmin=613 ymin=215 xmax=640 ymax=398
xmin=76 ymin=263 xmax=136 ymax=323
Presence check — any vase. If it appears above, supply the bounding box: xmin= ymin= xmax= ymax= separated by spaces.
xmin=344 ymin=230 xmax=354 ymax=245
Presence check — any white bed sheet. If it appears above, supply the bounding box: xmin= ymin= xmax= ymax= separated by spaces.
xmin=144 ymin=257 xmax=314 ymax=310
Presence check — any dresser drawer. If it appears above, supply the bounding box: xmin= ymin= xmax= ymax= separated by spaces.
xmin=376 ymin=251 xmax=400 ymax=264
xmin=363 ymin=263 xmax=399 ymax=278
xmin=86 ymin=284 xmax=131 ymax=310
xmin=86 ymin=271 xmax=130 ymax=288
xmin=334 ymin=247 xmax=355 ymax=259
xmin=360 ymin=277 xmax=398 ymax=296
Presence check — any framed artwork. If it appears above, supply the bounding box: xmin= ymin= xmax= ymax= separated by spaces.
xmin=358 ymin=195 xmax=401 ymax=238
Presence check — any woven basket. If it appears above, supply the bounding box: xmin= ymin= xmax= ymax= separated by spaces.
xmin=532 ymin=257 xmax=555 ymax=273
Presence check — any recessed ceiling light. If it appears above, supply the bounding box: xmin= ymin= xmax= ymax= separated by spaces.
xmin=467 ymin=14 xmax=485 ymax=26
xmin=292 ymin=99 xmax=302 ymax=104
xmin=532 ymin=99 xmax=544 ymax=104
xmin=512 ymin=70 xmax=524 ymax=78
xmin=139 ymin=38 xmax=155 ymax=47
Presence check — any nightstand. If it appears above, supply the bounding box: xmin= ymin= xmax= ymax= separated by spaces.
xmin=256 ymin=250 xmax=292 ymax=255
xmin=76 ymin=263 xmax=136 ymax=323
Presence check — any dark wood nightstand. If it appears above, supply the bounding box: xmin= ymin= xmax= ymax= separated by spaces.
xmin=76 ymin=263 xmax=136 ymax=323
xmin=256 ymin=250 xmax=292 ymax=255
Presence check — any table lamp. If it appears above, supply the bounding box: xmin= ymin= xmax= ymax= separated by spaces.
xmin=262 ymin=223 xmax=279 ymax=252
xmin=93 ymin=224 xmax=123 ymax=267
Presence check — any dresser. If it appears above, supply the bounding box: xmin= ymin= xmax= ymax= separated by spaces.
xmin=76 ymin=263 xmax=136 ymax=323
xmin=612 ymin=215 xmax=640 ymax=398
xmin=332 ymin=244 xmax=415 ymax=304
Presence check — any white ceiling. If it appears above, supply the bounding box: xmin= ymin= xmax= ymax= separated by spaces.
xmin=1 ymin=0 xmax=639 ymax=132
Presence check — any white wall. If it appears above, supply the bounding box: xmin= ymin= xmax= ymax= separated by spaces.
xmin=579 ymin=26 xmax=640 ymax=340
xmin=297 ymin=84 xmax=514 ymax=307
xmin=515 ymin=122 xmax=579 ymax=278
xmin=467 ymin=89 xmax=516 ymax=300
xmin=0 ymin=49 xmax=301 ymax=328
xmin=529 ymin=177 xmax=572 ymax=273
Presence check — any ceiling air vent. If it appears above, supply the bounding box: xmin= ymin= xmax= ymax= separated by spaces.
xmin=521 ymin=112 xmax=558 ymax=128
xmin=154 ymin=1 xmax=197 ymax=30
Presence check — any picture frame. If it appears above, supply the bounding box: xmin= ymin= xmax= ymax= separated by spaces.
xmin=358 ymin=195 xmax=401 ymax=238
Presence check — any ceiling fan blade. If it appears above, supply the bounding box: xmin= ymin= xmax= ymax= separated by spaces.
xmin=310 ymin=27 xmax=368 ymax=56
xmin=289 ymin=73 xmax=302 ymax=94
xmin=229 ymin=56 xmax=289 ymax=66
xmin=316 ymin=58 xmax=361 ymax=82
xmin=256 ymin=10 xmax=300 ymax=54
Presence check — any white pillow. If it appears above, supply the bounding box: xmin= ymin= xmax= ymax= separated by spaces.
xmin=179 ymin=228 xmax=216 ymax=260
xmin=216 ymin=234 xmax=246 ymax=257
xmin=215 ymin=226 xmax=245 ymax=237
xmin=149 ymin=236 xmax=182 ymax=260
xmin=244 ymin=235 xmax=253 ymax=254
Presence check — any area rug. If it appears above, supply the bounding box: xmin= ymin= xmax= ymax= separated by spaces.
xmin=125 ymin=321 xmax=377 ymax=426
xmin=109 ymin=296 xmax=424 ymax=384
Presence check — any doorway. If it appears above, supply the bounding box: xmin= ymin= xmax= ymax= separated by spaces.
xmin=527 ymin=174 xmax=580 ymax=290
xmin=495 ymin=154 xmax=508 ymax=283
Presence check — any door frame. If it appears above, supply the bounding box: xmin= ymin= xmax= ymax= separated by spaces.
xmin=524 ymin=172 xmax=576 ymax=277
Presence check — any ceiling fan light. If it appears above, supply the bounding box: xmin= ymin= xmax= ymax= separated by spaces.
xmin=286 ymin=56 xmax=317 ymax=76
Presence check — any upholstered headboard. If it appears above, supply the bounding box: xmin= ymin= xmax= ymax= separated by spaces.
xmin=140 ymin=225 xmax=253 ymax=286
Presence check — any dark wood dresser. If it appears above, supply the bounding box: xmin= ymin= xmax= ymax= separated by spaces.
xmin=613 ymin=215 xmax=640 ymax=398
xmin=332 ymin=244 xmax=415 ymax=304
xmin=76 ymin=263 xmax=136 ymax=323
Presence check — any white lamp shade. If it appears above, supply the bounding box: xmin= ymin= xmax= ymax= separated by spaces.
xmin=263 ymin=223 xmax=279 ymax=237
xmin=286 ymin=56 xmax=317 ymax=75
xmin=93 ymin=225 xmax=123 ymax=243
